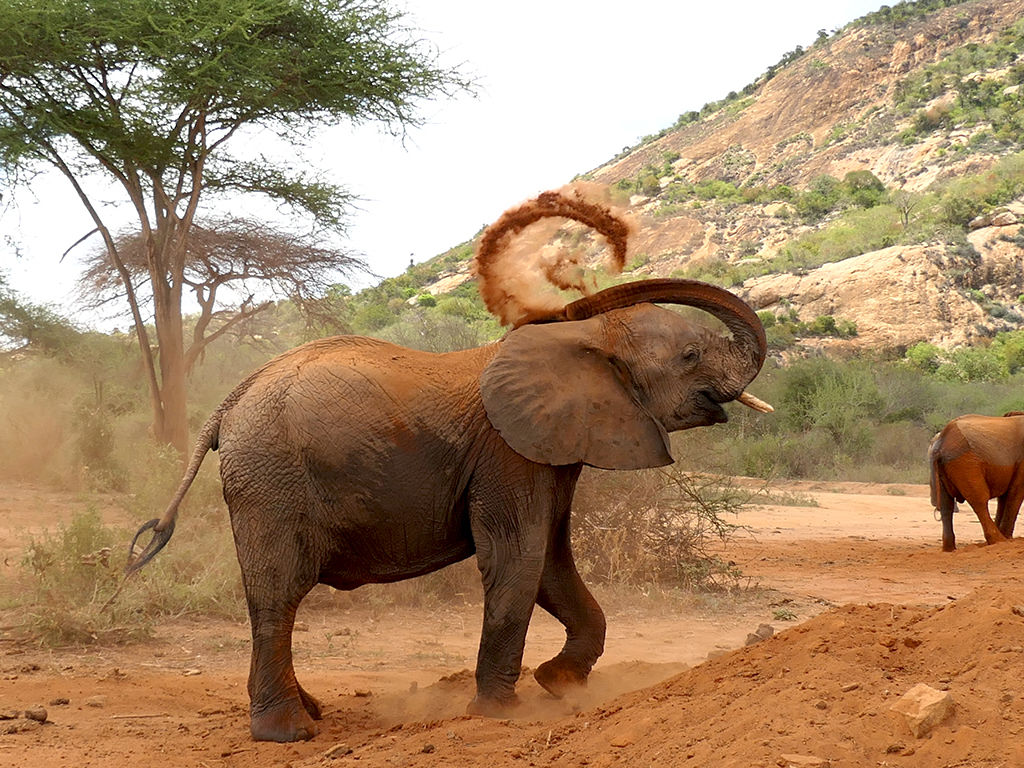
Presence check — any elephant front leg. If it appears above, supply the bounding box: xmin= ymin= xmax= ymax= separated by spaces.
xmin=533 ymin=517 xmax=605 ymax=698
xmin=247 ymin=604 xmax=321 ymax=742
xmin=467 ymin=534 xmax=546 ymax=717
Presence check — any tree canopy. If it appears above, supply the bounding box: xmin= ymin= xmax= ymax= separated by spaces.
xmin=0 ymin=272 xmax=79 ymax=355
xmin=0 ymin=0 xmax=473 ymax=451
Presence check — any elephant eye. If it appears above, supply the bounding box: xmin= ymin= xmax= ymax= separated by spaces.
xmin=678 ymin=348 xmax=700 ymax=368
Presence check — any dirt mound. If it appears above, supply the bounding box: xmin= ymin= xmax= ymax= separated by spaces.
xmin=308 ymin=586 xmax=1024 ymax=768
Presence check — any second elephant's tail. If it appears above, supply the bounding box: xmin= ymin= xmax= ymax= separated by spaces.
xmin=928 ymin=432 xmax=943 ymax=509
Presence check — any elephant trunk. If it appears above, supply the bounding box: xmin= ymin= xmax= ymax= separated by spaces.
xmin=554 ymin=278 xmax=769 ymax=408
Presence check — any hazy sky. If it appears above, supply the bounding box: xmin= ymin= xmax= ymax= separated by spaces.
xmin=1 ymin=0 xmax=885 ymax=325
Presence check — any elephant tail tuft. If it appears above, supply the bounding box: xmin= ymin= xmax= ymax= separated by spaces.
xmin=123 ymin=409 xmax=222 ymax=574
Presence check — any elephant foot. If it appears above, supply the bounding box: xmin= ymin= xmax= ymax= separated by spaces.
xmin=984 ymin=531 xmax=1009 ymax=546
xmin=534 ymin=656 xmax=589 ymax=699
xmin=942 ymin=542 xmax=957 ymax=552
xmin=250 ymin=700 xmax=319 ymax=743
xmin=466 ymin=693 xmax=522 ymax=718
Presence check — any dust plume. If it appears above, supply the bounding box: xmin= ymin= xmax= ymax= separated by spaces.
xmin=473 ymin=184 xmax=636 ymax=328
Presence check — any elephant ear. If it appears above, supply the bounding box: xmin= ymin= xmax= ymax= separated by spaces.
xmin=480 ymin=320 xmax=673 ymax=469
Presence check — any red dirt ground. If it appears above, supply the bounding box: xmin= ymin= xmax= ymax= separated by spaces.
xmin=2 ymin=480 xmax=1023 ymax=768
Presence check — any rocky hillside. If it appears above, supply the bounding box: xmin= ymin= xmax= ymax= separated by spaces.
xmin=424 ymin=0 xmax=1024 ymax=355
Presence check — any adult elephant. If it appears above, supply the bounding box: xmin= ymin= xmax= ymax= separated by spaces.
xmin=929 ymin=412 xmax=1024 ymax=551
xmin=126 ymin=205 xmax=771 ymax=744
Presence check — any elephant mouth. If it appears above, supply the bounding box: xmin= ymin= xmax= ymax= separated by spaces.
xmin=668 ymin=392 xmax=728 ymax=430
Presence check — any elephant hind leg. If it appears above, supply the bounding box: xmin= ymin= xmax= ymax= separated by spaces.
xmin=937 ymin=484 xmax=957 ymax=552
xmin=246 ymin=602 xmax=320 ymax=742
xmin=964 ymin=494 xmax=1007 ymax=546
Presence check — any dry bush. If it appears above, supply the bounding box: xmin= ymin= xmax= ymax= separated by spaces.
xmin=571 ymin=465 xmax=753 ymax=590
xmin=4 ymin=480 xmax=245 ymax=646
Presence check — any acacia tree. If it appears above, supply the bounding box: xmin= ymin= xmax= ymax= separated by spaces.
xmin=78 ymin=216 xmax=363 ymax=373
xmin=0 ymin=0 xmax=471 ymax=452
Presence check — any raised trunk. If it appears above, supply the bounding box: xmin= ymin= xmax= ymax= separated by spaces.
xmin=559 ymin=278 xmax=768 ymax=394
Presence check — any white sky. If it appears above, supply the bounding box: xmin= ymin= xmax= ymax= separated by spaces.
xmin=1 ymin=0 xmax=884 ymax=326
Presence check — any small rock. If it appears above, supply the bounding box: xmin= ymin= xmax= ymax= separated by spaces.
xmin=293 ymin=622 xmax=309 ymax=632
xmin=841 ymin=683 xmax=860 ymax=693
xmin=778 ymin=753 xmax=828 ymax=766
xmin=745 ymin=624 xmax=775 ymax=646
xmin=322 ymin=744 xmax=352 ymax=759
xmin=23 ymin=706 xmax=47 ymax=723
xmin=48 ymin=698 xmax=70 ymax=707
xmin=0 ymin=711 xmax=19 ymax=721
xmin=421 ymin=744 xmax=435 ymax=754
xmin=890 ymin=683 xmax=955 ymax=738
xmin=85 ymin=696 xmax=107 ymax=709
xmin=409 ymin=681 xmax=418 ymax=693
xmin=1011 ymin=605 xmax=1024 ymax=618
xmin=813 ymin=699 xmax=828 ymax=710
xmin=353 ymin=690 xmax=372 ymax=698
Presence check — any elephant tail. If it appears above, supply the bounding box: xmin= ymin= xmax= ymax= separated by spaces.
xmin=124 ymin=407 xmax=224 ymax=575
xmin=928 ymin=433 xmax=942 ymax=509
xmin=928 ymin=432 xmax=958 ymax=511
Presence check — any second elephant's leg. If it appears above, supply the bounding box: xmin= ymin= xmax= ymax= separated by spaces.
xmin=965 ymin=495 xmax=1007 ymax=545
xmin=996 ymin=489 xmax=1024 ymax=539
xmin=533 ymin=509 xmax=605 ymax=698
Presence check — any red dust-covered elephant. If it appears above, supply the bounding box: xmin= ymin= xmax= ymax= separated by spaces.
xmin=125 ymin=189 xmax=773 ymax=743
xmin=929 ymin=412 xmax=1024 ymax=551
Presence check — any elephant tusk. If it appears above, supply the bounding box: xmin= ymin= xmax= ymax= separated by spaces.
xmin=736 ymin=391 xmax=774 ymax=413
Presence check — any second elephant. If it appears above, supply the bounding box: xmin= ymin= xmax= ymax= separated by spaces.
xmin=929 ymin=412 xmax=1024 ymax=550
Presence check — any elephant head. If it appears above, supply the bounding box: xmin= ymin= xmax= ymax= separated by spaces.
xmin=480 ymin=277 xmax=770 ymax=470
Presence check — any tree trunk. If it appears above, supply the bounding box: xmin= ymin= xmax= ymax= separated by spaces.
xmin=149 ymin=236 xmax=190 ymax=456
xmin=153 ymin=303 xmax=190 ymax=455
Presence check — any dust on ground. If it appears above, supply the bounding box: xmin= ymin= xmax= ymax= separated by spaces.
xmin=2 ymin=479 xmax=1023 ymax=768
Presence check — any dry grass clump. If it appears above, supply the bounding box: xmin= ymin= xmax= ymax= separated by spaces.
xmin=3 ymin=485 xmax=245 ymax=647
